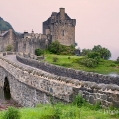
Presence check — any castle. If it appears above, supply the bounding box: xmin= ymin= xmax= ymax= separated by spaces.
xmin=0 ymin=8 xmax=76 ymax=54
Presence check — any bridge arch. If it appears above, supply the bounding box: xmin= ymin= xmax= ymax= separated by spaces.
xmin=3 ymin=77 xmax=11 ymax=100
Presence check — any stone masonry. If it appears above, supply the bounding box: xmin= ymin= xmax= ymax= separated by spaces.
xmin=0 ymin=8 xmax=76 ymax=54
xmin=0 ymin=53 xmax=119 ymax=107
xmin=43 ymin=8 xmax=76 ymax=46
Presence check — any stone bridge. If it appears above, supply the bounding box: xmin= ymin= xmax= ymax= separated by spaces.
xmin=0 ymin=52 xmax=119 ymax=107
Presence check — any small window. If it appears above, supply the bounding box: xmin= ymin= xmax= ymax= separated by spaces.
xmin=62 ymin=30 xmax=65 ymax=36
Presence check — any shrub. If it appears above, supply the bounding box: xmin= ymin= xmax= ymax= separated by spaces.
xmin=80 ymin=49 xmax=92 ymax=56
xmin=5 ymin=45 xmax=13 ymax=51
xmin=72 ymin=94 xmax=85 ymax=107
xmin=79 ymin=57 xmax=98 ymax=67
xmin=52 ymin=57 xmax=58 ymax=62
xmin=3 ymin=106 xmax=21 ymax=119
xmin=48 ymin=41 xmax=75 ymax=55
xmin=87 ymin=52 xmax=101 ymax=62
xmin=48 ymin=41 xmax=63 ymax=54
xmin=35 ymin=48 xmax=44 ymax=56
xmin=88 ymin=101 xmax=101 ymax=111
xmin=110 ymin=63 xmax=116 ymax=67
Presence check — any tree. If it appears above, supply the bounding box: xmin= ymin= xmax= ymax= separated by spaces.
xmin=48 ymin=40 xmax=63 ymax=54
xmin=80 ymin=49 xmax=92 ymax=56
xmin=87 ymin=52 xmax=101 ymax=62
xmin=92 ymin=45 xmax=111 ymax=60
xmin=92 ymin=45 xmax=102 ymax=52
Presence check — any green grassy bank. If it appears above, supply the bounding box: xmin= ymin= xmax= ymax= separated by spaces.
xmin=0 ymin=103 xmax=119 ymax=119
xmin=44 ymin=54 xmax=119 ymax=75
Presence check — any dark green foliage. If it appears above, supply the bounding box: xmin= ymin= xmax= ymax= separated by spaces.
xmin=87 ymin=52 xmax=101 ymax=63
xmin=78 ymin=57 xmax=98 ymax=67
xmin=79 ymin=45 xmax=111 ymax=68
xmin=81 ymin=48 xmax=92 ymax=56
xmin=87 ymin=52 xmax=100 ymax=59
xmin=52 ymin=57 xmax=58 ymax=62
xmin=110 ymin=63 xmax=116 ymax=67
xmin=48 ymin=41 xmax=75 ymax=55
xmin=35 ymin=48 xmax=44 ymax=56
xmin=72 ymin=94 xmax=86 ymax=107
xmin=81 ymin=45 xmax=111 ymax=60
xmin=48 ymin=41 xmax=63 ymax=54
xmin=3 ymin=107 xmax=21 ymax=119
xmin=5 ymin=45 xmax=13 ymax=51
xmin=92 ymin=45 xmax=111 ymax=60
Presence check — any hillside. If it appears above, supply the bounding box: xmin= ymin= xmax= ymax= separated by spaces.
xmin=44 ymin=54 xmax=119 ymax=75
xmin=0 ymin=17 xmax=13 ymax=31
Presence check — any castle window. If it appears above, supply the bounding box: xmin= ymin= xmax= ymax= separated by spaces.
xmin=62 ymin=30 xmax=65 ymax=36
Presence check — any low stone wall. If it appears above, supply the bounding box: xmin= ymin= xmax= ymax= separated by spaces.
xmin=0 ymin=52 xmax=16 ymax=56
xmin=16 ymin=54 xmax=119 ymax=85
xmin=18 ymin=52 xmax=44 ymax=60
xmin=0 ymin=54 xmax=119 ymax=107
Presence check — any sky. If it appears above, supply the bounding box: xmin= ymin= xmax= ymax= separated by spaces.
xmin=0 ymin=0 xmax=119 ymax=60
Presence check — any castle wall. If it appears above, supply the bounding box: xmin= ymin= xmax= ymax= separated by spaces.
xmin=0 ymin=37 xmax=4 ymax=51
xmin=17 ymin=34 xmax=48 ymax=54
xmin=0 ymin=8 xmax=76 ymax=53
xmin=52 ymin=21 xmax=75 ymax=46
xmin=0 ymin=29 xmax=20 ymax=52
xmin=43 ymin=8 xmax=76 ymax=46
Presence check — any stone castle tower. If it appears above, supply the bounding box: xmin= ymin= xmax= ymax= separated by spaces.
xmin=0 ymin=8 xmax=76 ymax=54
xmin=43 ymin=8 xmax=76 ymax=46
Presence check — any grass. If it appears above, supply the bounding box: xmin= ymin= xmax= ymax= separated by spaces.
xmin=0 ymin=95 xmax=119 ymax=119
xmin=44 ymin=54 xmax=119 ymax=75
xmin=0 ymin=103 xmax=119 ymax=119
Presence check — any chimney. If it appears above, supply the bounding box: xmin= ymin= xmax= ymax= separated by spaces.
xmin=60 ymin=8 xmax=65 ymax=20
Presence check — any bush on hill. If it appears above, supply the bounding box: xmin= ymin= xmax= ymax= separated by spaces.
xmin=48 ymin=41 xmax=75 ymax=55
xmin=35 ymin=48 xmax=44 ymax=56
xmin=5 ymin=45 xmax=13 ymax=51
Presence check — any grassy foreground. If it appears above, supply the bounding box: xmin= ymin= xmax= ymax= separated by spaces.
xmin=0 ymin=103 xmax=119 ymax=119
xmin=44 ymin=54 xmax=119 ymax=75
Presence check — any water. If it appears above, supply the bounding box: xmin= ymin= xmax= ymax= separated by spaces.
xmin=108 ymin=73 xmax=119 ymax=77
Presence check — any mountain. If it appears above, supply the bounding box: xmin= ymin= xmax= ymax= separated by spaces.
xmin=0 ymin=17 xmax=13 ymax=31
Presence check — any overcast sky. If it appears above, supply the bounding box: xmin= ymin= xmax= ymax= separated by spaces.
xmin=0 ymin=0 xmax=119 ymax=60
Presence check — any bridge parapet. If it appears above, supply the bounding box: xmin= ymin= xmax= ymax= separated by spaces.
xmin=0 ymin=55 xmax=119 ymax=107
xmin=0 ymin=52 xmax=16 ymax=56
xmin=0 ymin=55 xmax=79 ymax=103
